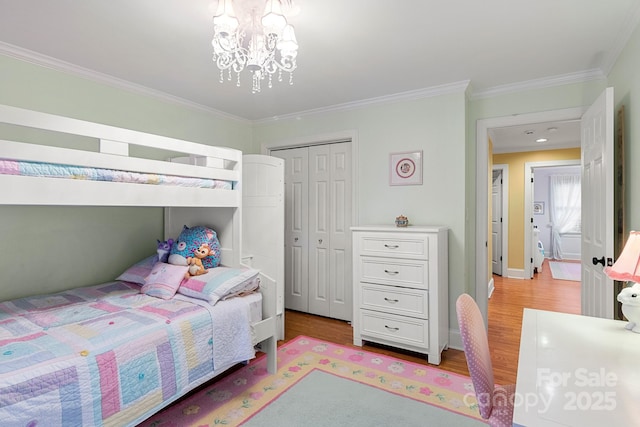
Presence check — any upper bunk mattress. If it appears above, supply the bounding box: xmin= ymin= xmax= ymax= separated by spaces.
xmin=0 ymin=159 xmax=233 ymax=189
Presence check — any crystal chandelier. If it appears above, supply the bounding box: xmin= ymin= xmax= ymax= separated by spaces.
xmin=212 ymin=0 xmax=299 ymax=93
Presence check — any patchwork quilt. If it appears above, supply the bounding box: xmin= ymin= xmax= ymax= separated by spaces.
xmin=0 ymin=281 xmax=254 ymax=426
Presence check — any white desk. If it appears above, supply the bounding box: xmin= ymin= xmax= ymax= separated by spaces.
xmin=514 ymin=309 xmax=640 ymax=426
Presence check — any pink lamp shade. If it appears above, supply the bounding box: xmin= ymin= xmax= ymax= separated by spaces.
xmin=604 ymin=231 xmax=640 ymax=282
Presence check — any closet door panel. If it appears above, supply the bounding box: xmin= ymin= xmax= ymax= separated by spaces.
xmin=308 ymin=145 xmax=331 ymax=316
xmin=273 ymin=148 xmax=309 ymax=312
xmin=329 ymin=143 xmax=352 ymax=320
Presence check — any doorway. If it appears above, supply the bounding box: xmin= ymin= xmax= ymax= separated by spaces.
xmin=476 ymin=107 xmax=585 ymax=319
xmin=479 ymin=88 xmax=616 ymax=325
xmin=525 ymin=161 xmax=582 ymax=276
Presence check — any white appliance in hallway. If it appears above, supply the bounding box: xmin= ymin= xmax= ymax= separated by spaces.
xmin=532 ymin=227 xmax=544 ymax=273
xmin=492 ymin=169 xmax=503 ymax=275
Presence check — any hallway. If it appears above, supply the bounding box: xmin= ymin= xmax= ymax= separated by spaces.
xmin=488 ymin=259 xmax=581 ymax=383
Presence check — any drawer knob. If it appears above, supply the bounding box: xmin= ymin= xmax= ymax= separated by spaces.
xmin=384 ymin=269 xmax=399 ymax=275
xmin=384 ymin=325 xmax=400 ymax=332
xmin=384 ymin=244 xmax=399 ymax=249
xmin=384 ymin=297 xmax=399 ymax=304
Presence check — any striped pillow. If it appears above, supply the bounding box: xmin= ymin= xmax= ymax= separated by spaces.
xmin=179 ymin=267 xmax=260 ymax=304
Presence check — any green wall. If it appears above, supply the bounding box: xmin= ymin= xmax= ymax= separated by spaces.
xmin=0 ymin=55 xmax=252 ymax=300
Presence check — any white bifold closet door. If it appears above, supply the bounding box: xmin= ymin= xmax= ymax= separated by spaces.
xmin=273 ymin=142 xmax=352 ymax=321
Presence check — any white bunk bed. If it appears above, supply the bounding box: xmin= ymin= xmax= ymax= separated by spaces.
xmin=0 ymin=105 xmax=278 ymax=426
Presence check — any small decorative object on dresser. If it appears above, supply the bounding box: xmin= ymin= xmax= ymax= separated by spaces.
xmin=395 ymin=215 xmax=409 ymax=227
xmin=351 ymin=225 xmax=449 ymax=364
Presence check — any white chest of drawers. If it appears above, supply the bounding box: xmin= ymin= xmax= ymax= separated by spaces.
xmin=351 ymin=225 xmax=448 ymax=365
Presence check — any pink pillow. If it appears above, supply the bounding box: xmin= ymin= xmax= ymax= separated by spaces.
xmin=141 ymin=263 xmax=188 ymax=300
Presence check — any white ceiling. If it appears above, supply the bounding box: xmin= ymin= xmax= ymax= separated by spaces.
xmin=1 ymin=1 xmax=639 ymax=149
xmin=490 ymin=119 xmax=582 ymax=154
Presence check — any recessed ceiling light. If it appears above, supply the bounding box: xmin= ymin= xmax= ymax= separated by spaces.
xmin=547 ymin=127 xmax=558 ymax=133
xmin=536 ymin=138 xmax=548 ymax=143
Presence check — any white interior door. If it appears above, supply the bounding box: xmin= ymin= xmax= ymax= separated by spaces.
xmin=326 ymin=143 xmax=352 ymax=320
xmin=581 ymin=87 xmax=615 ymax=318
xmin=308 ymin=145 xmax=330 ymax=316
xmin=491 ymin=170 xmax=503 ymax=275
xmin=273 ymin=147 xmax=309 ymax=312
xmin=529 ymin=169 xmax=536 ymax=278
xmin=308 ymin=143 xmax=352 ymax=320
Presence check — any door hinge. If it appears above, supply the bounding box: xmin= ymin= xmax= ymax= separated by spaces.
xmin=500 ymin=217 xmax=503 ymax=223
xmin=531 ymin=177 xmax=534 ymax=183
xmin=531 ymin=257 xmax=534 ymax=264
xmin=530 ymin=217 xmax=533 ymax=223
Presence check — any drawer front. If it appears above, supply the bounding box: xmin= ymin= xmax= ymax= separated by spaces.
xmin=358 ymin=233 xmax=429 ymax=260
xmin=360 ymin=283 xmax=428 ymax=319
xmin=360 ymin=310 xmax=429 ymax=349
xmin=359 ymin=257 xmax=428 ymax=289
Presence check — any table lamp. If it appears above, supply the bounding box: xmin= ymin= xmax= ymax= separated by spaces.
xmin=604 ymin=230 xmax=640 ymax=333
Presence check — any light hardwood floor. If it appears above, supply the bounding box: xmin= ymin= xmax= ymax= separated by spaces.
xmin=281 ymin=259 xmax=581 ymax=385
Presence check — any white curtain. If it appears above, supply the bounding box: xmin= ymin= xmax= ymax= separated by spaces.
xmin=549 ymin=174 xmax=581 ymax=260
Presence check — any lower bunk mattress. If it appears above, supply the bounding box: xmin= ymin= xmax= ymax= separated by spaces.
xmin=0 ymin=281 xmax=262 ymax=426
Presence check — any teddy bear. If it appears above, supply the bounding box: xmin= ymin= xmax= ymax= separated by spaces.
xmin=185 ymin=243 xmax=215 ymax=277
xmin=617 ymin=282 xmax=640 ymax=333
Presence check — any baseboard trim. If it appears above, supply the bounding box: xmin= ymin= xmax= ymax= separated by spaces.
xmin=448 ymin=329 xmax=463 ymax=351
xmin=488 ymin=277 xmax=495 ymax=298
xmin=507 ymin=268 xmax=526 ymax=279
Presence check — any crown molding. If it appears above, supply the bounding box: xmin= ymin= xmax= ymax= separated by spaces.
xmin=0 ymin=42 xmax=249 ymax=123
xmin=254 ymin=80 xmax=471 ymax=124
xmin=470 ymin=69 xmax=606 ymax=100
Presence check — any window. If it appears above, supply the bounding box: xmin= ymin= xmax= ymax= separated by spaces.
xmin=549 ymin=175 xmax=581 ymax=258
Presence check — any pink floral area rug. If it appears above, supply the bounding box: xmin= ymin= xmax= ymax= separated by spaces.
xmin=139 ymin=336 xmax=484 ymax=426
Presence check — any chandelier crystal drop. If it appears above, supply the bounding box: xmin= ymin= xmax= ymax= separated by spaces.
xmin=212 ymin=0 xmax=298 ymax=93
